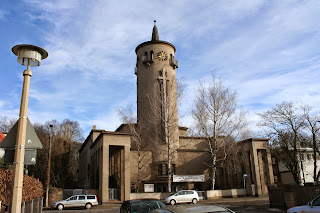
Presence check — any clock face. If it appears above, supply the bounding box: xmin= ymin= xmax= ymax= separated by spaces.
xmin=157 ymin=51 xmax=168 ymax=61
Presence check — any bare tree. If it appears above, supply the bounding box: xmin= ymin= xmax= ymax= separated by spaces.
xmin=118 ymin=105 xmax=149 ymax=192
xmin=0 ymin=117 xmax=17 ymax=169
xmin=259 ymin=101 xmax=305 ymax=185
xmin=29 ymin=119 xmax=83 ymax=188
xmin=301 ymin=104 xmax=320 ymax=183
xmin=192 ymin=75 xmax=247 ymax=190
xmin=0 ymin=116 xmax=16 ymax=133
xmin=139 ymin=74 xmax=185 ymax=193
xmin=52 ymin=119 xmax=83 ymax=188
xmin=0 ymin=117 xmax=83 ymax=188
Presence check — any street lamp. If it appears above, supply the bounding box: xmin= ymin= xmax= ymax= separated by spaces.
xmin=11 ymin=44 xmax=48 ymax=213
xmin=46 ymin=124 xmax=53 ymax=207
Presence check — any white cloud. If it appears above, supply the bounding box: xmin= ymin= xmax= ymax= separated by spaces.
xmin=0 ymin=9 xmax=8 ymax=21
xmin=1 ymin=0 xmax=320 ymax=137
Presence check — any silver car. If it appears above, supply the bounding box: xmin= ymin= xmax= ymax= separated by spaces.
xmin=50 ymin=194 xmax=98 ymax=210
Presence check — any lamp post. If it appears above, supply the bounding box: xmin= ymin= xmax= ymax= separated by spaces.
xmin=243 ymin=174 xmax=249 ymax=207
xmin=11 ymin=44 xmax=48 ymax=213
xmin=46 ymin=124 xmax=53 ymax=207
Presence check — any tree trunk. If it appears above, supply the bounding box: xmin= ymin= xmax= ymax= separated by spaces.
xmin=137 ymin=149 xmax=141 ymax=193
xmin=313 ymin=132 xmax=317 ymax=184
xmin=293 ymin=132 xmax=300 ymax=185
xmin=167 ymin=136 xmax=172 ymax=193
xmin=211 ymin=156 xmax=217 ymax=190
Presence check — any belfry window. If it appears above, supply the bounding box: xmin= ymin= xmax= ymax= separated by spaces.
xmin=142 ymin=51 xmax=154 ymax=65
xmin=170 ymin=54 xmax=179 ymax=68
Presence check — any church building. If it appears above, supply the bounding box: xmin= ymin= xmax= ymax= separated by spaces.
xmin=78 ymin=23 xmax=274 ymax=203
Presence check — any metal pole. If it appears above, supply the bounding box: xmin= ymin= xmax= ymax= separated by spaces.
xmin=45 ymin=125 xmax=53 ymax=207
xmin=22 ymin=201 xmax=25 ymax=213
xmin=30 ymin=199 xmax=33 ymax=213
xmin=41 ymin=198 xmax=43 ymax=213
xmin=10 ymin=59 xmax=32 ymax=213
xmin=244 ymin=177 xmax=246 ymax=207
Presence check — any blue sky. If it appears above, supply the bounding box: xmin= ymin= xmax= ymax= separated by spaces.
xmin=1 ymin=0 xmax=320 ymax=137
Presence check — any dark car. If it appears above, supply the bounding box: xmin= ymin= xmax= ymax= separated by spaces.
xmin=120 ymin=199 xmax=167 ymax=213
xmin=152 ymin=204 xmax=235 ymax=213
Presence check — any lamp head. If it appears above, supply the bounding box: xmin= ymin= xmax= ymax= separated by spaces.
xmin=12 ymin=44 xmax=48 ymax=67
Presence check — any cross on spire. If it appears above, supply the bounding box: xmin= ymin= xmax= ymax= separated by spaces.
xmin=152 ymin=20 xmax=159 ymax=41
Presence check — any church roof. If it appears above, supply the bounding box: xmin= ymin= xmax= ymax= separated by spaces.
xmin=151 ymin=20 xmax=159 ymax=41
xmin=135 ymin=21 xmax=176 ymax=53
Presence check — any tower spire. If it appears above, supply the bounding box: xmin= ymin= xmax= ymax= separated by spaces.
xmin=151 ymin=20 xmax=159 ymax=41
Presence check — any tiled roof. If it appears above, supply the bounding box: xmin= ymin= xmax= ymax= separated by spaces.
xmin=0 ymin=131 xmax=5 ymax=143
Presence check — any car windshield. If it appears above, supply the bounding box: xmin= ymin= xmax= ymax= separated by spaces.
xmin=131 ymin=200 xmax=166 ymax=213
xmin=66 ymin=196 xmax=77 ymax=201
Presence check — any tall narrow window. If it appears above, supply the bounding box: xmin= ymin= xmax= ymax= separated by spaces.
xmin=158 ymin=70 xmax=166 ymax=141
xmin=158 ymin=164 xmax=163 ymax=176
xmin=172 ymin=164 xmax=176 ymax=174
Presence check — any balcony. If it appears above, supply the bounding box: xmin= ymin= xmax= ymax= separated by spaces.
xmin=170 ymin=57 xmax=178 ymax=68
xmin=142 ymin=55 xmax=154 ymax=66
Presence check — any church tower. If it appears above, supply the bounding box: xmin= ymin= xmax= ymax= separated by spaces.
xmin=135 ymin=21 xmax=179 ymax=163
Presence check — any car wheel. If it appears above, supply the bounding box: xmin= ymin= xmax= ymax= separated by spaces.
xmin=57 ymin=204 xmax=64 ymax=210
xmin=192 ymin=198 xmax=197 ymax=204
xmin=85 ymin=203 xmax=92 ymax=209
xmin=170 ymin=199 xmax=176 ymax=205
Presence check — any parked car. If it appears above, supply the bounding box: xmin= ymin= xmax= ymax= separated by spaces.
xmin=120 ymin=199 xmax=167 ymax=213
xmin=287 ymin=195 xmax=320 ymax=213
xmin=50 ymin=194 xmax=98 ymax=210
xmin=152 ymin=204 xmax=235 ymax=213
xmin=164 ymin=190 xmax=199 ymax=205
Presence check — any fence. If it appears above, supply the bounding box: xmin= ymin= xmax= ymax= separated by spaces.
xmin=269 ymin=186 xmax=285 ymax=209
xmin=21 ymin=198 xmax=43 ymax=213
xmin=296 ymin=186 xmax=320 ymax=206
xmin=0 ymin=198 xmax=43 ymax=213
xmin=269 ymin=185 xmax=320 ymax=209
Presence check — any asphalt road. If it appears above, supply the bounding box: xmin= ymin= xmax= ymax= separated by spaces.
xmin=43 ymin=196 xmax=286 ymax=213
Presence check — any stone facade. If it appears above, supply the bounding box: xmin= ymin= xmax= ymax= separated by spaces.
xmin=78 ymin=24 xmax=274 ymax=202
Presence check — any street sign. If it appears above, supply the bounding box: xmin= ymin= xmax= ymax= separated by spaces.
xmin=144 ymin=184 xmax=154 ymax=192
xmin=4 ymin=149 xmax=37 ymax=165
xmin=173 ymin=174 xmax=205 ymax=182
xmin=0 ymin=118 xmax=43 ymax=165
xmin=0 ymin=118 xmax=43 ymax=149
